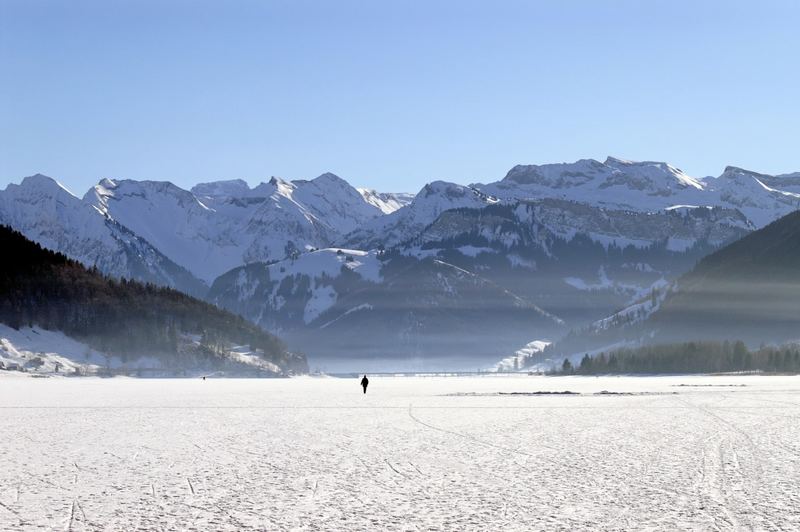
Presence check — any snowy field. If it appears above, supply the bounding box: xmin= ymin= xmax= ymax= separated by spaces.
xmin=1 ymin=374 xmax=800 ymax=531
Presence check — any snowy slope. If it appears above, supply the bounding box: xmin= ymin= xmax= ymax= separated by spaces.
xmin=290 ymin=173 xmax=389 ymax=234
xmin=343 ymin=181 xmax=498 ymax=249
xmin=84 ymin=173 xmax=391 ymax=282
xmin=0 ymin=324 xmax=286 ymax=376
xmin=357 ymin=188 xmax=415 ymax=214
xmin=477 ymin=157 xmax=708 ymax=212
xmin=0 ymin=324 xmax=114 ymax=375
xmin=493 ymin=340 xmax=551 ymax=372
xmin=0 ymin=175 xmax=205 ymax=295
xmin=391 ymin=200 xmax=748 ymax=334
xmin=705 ymin=166 xmax=800 ymax=227
xmin=414 ymin=198 xmax=751 ymax=254
xmin=341 ymin=157 xmax=797 ymax=260
xmin=475 ymin=157 xmax=800 ymax=229
xmin=208 ymin=248 xmax=385 ymax=328
xmin=761 ymin=171 xmax=800 ymax=194
xmin=1 ymin=171 xmax=406 ymax=288
xmin=87 ymin=178 xmax=241 ymax=283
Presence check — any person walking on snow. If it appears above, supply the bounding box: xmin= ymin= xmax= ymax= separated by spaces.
xmin=361 ymin=375 xmax=369 ymax=394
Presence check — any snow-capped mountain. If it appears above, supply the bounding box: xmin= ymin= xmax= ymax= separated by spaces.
xmin=4 ymin=156 xmax=800 ymax=369
xmin=356 ymin=188 xmax=414 ymax=214
xmin=338 ymin=157 xmax=798 ymax=268
xmin=473 ymin=157 xmax=800 ymax=229
xmin=393 ymin=200 xmax=749 ymax=326
xmin=208 ymin=248 xmax=385 ymax=331
xmin=86 ymin=178 xmax=243 ymax=284
xmin=85 ymin=173 xmax=394 ymax=283
xmin=1 ymin=171 xmax=408 ymax=291
xmin=0 ymin=175 xmax=205 ymax=296
xmin=476 ymin=157 xmax=707 ymax=211
xmin=276 ymin=173 xmax=388 ymax=235
xmin=706 ymin=166 xmax=800 ymax=227
xmin=342 ymin=181 xmax=498 ymax=249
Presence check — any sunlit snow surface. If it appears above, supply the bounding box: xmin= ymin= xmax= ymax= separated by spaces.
xmin=1 ymin=374 xmax=799 ymax=530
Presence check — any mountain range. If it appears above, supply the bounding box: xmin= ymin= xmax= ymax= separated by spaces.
xmin=2 ymin=156 xmax=799 ymax=370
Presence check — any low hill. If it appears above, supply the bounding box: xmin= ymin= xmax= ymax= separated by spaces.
xmin=0 ymin=225 xmax=307 ymax=375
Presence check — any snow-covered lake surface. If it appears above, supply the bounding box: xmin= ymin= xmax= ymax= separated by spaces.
xmin=2 ymin=374 xmax=799 ymax=530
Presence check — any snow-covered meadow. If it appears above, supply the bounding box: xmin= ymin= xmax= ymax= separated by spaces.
xmin=1 ymin=374 xmax=799 ymax=530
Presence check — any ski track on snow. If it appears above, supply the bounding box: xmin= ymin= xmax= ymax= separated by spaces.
xmin=0 ymin=375 xmax=799 ymax=530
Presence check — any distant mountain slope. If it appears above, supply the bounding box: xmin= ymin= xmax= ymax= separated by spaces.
xmin=0 ymin=175 xmax=206 ymax=296
xmin=356 ymin=188 xmax=414 ymax=214
xmin=342 ymin=181 xmax=498 ymax=249
xmin=0 ymin=226 xmax=307 ymax=375
xmin=0 ymin=172 xmax=409 ymax=291
xmin=478 ymin=157 xmax=706 ymax=211
xmin=389 ymin=200 xmax=748 ymax=325
xmin=88 ymin=173 xmax=392 ymax=282
xmin=4 ymin=156 xmax=799 ymax=295
xmin=535 ymin=209 xmax=800 ymax=366
xmin=338 ymin=158 xmax=796 ymax=333
xmin=208 ymin=247 xmax=565 ymax=370
xmin=473 ymin=157 xmax=800 ymax=226
xmin=649 ymin=209 xmax=800 ymax=344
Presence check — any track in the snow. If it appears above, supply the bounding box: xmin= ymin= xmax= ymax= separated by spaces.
xmin=1 ymin=374 xmax=800 ymax=531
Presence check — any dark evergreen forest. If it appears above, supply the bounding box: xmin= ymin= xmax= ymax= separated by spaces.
xmin=556 ymin=341 xmax=800 ymax=375
xmin=0 ymin=225 xmax=307 ymax=373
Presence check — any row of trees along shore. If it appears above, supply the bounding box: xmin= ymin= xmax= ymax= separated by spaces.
xmin=557 ymin=341 xmax=800 ymax=375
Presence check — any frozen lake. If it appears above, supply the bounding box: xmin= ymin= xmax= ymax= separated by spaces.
xmin=1 ymin=374 xmax=800 ymax=530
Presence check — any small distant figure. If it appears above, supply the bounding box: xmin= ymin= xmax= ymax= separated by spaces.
xmin=361 ymin=374 xmax=369 ymax=394
xmin=202 ymin=376 xmax=206 ymax=381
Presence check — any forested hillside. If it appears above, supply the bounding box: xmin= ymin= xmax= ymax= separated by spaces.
xmin=649 ymin=210 xmax=800 ymax=345
xmin=0 ymin=226 xmax=307 ymax=374
xmin=535 ymin=209 xmax=800 ymax=367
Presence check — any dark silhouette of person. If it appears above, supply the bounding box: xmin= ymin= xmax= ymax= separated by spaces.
xmin=361 ymin=375 xmax=369 ymax=394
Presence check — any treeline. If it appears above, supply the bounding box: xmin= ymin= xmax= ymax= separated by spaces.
xmin=558 ymin=340 xmax=800 ymax=375
xmin=0 ymin=225 xmax=307 ymax=373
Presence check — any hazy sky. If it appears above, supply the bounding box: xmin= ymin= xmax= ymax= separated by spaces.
xmin=1 ymin=0 xmax=799 ymax=194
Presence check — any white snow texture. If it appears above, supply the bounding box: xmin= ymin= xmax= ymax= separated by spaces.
xmin=0 ymin=375 xmax=797 ymax=530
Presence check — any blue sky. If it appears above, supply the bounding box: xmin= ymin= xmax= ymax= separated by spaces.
xmin=1 ymin=0 xmax=799 ymax=194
